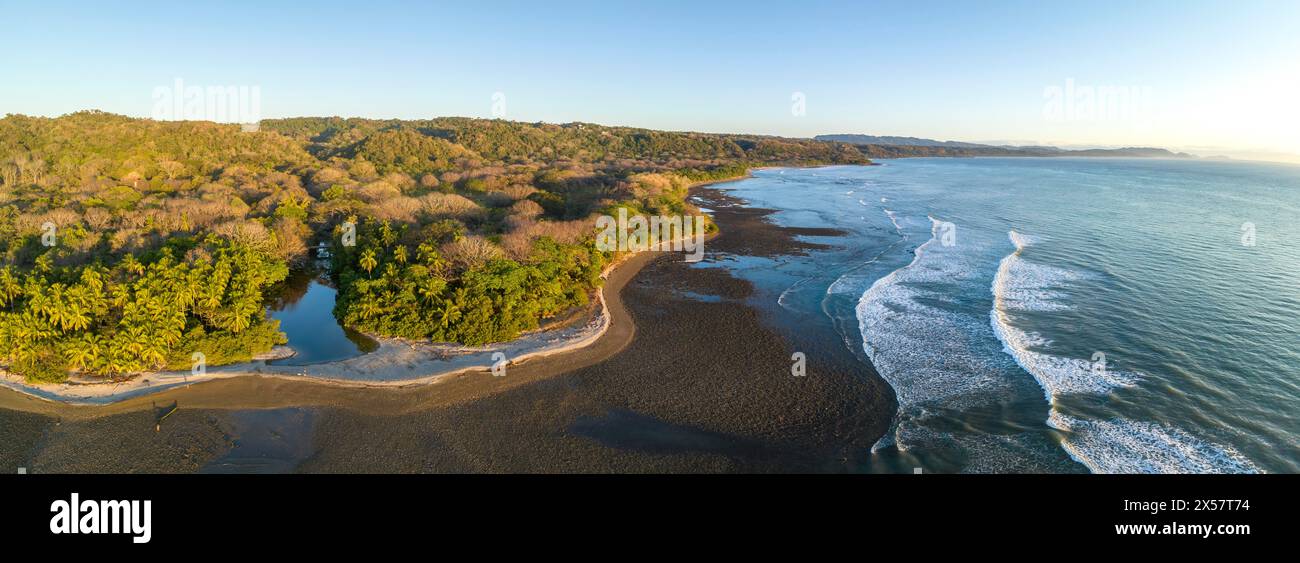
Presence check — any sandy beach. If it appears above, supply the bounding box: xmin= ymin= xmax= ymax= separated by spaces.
xmin=0 ymin=181 xmax=893 ymax=473
xmin=0 ymin=254 xmax=624 ymax=404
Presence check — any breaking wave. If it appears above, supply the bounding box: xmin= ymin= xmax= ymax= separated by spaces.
xmin=990 ymin=231 xmax=1139 ymax=398
xmin=990 ymin=231 xmax=1255 ymax=473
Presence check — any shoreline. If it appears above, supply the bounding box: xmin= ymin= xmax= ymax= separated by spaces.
xmin=0 ymin=249 xmax=659 ymax=406
xmin=2 ymin=165 xmax=892 ymax=472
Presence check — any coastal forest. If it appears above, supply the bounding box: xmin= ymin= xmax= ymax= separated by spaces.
xmin=0 ymin=111 xmax=868 ymax=382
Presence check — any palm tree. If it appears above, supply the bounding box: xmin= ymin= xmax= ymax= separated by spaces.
xmin=140 ymin=341 xmax=167 ymax=369
xmin=379 ymin=221 xmax=398 ymax=246
xmin=418 ymin=243 xmax=449 ymax=275
xmin=121 ymin=325 xmax=149 ymax=356
xmin=64 ymin=335 xmax=101 ymax=372
xmin=121 ymin=254 xmax=145 ymax=276
xmin=78 ymin=267 xmax=105 ymax=293
xmin=435 ymin=290 xmax=466 ymax=330
xmin=0 ymin=268 xmax=23 ymax=310
xmin=354 ymin=298 xmax=381 ymax=320
xmin=62 ymin=303 xmax=91 ymax=332
xmin=155 ymin=312 xmax=185 ymax=346
xmin=418 ymin=277 xmax=447 ymax=305
xmin=108 ymin=283 xmax=131 ymax=308
xmin=359 ymin=248 xmax=378 ymax=277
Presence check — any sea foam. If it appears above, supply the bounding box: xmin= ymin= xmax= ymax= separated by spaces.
xmin=990 ymin=231 xmax=1254 ymax=473
xmin=990 ymin=231 xmax=1138 ymax=399
xmin=1050 ymin=412 xmax=1260 ymax=474
xmin=858 ymin=217 xmax=1008 ymax=452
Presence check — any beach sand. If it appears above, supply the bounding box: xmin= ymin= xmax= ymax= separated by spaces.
xmin=0 ymin=185 xmax=893 ymax=473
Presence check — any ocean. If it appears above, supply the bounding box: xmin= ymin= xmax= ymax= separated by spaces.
xmin=703 ymin=158 xmax=1300 ymax=473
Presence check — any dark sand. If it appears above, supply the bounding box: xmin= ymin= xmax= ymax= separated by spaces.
xmin=0 ymin=185 xmax=893 ymax=473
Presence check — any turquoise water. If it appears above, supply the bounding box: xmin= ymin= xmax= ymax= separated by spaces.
xmin=712 ymin=159 xmax=1300 ymax=474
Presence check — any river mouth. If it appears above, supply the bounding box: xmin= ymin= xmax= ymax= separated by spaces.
xmin=266 ymin=268 xmax=378 ymax=366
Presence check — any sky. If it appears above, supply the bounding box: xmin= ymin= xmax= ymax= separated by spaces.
xmin=2 ymin=0 xmax=1298 ymax=161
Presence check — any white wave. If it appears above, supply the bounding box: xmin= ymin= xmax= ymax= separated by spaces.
xmin=777 ymin=278 xmax=814 ymax=311
xmin=882 ymin=208 xmax=904 ymax=236
xmin=989 ymin=231 xmax=1255 ymax=474
xmin=990 ymin=231 xmax=1137 ymax=400
xmin=1008 ymin=230 xmax=1034 ymax=250
xmin=855 ymin=224 xmax=1253 ymax=473
xmin=827 ymin=266 xmax=876 ymax=296
xmin=994 ymin=232 xmax=1082 ymax=312
xmin=858 ymin=217 xmax=1006 ymax=451
xmin=777 ymin=286 xmax=795 ymax=309
xmin=991 ymin=314 xmax=1139 ymax=398
xmin=1050 ymin=413 xmax=1260 ymax=474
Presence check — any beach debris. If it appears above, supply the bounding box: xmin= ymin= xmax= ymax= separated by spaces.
xmin=154 ymin=401 xmax=179 ymax=432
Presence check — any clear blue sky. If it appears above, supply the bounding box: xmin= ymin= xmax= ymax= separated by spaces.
xmin=2 ymin=0 xmax=1297 ymax=159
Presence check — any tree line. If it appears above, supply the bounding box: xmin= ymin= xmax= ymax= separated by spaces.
xmin=0 ymin=111 xmax=869 ymax=382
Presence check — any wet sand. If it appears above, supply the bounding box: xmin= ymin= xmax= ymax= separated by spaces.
xmin=0 ymin=184 xmax=893 ymax=473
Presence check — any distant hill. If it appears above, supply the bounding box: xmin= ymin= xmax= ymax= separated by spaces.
xmin=815 ymin=134 xmax=1193 ymax=160
xmin=815 ymin=134 xmax=989 ymax=148
xmin=1063 ymin=147 xmax=1192 ymax=158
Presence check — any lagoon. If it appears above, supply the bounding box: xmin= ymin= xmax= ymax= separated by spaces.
xmin=267 ymin=271 xmax=376 ymax=366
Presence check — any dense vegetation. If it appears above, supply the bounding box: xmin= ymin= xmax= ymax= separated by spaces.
xmin=0 ymin=111 xmax=868 ymax=381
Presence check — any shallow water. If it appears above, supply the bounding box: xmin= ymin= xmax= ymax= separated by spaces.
xmin=199 ymin=408 xmax=319 ymax=474
xmin=712 ymin=159 xmax=1300 ymax=474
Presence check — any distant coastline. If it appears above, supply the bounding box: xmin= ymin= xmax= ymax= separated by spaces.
xmin=816 ymin=134 xmax=1195 ymax=160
